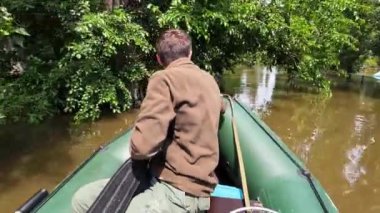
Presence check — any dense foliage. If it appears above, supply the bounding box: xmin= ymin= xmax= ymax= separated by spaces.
xmin=0 ymin=0 xmax=379 ymax=124
xmin=339 ymin=0 xmax=380 ymax=74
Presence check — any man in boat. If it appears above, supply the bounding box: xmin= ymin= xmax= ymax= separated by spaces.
xmin=72 ymin=29 xmax=224 ymax=212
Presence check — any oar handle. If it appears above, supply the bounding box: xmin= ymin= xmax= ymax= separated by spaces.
xmin=225 ymin=95 xmax=251 ymax=211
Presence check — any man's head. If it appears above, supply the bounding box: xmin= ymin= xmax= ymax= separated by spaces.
xmin=155 ymin=29 xmax=192 ymax=67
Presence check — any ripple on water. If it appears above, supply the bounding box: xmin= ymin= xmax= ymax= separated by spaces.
xmin=343 ymin=144 xmax=367 ymax=186
xmin=342 ymin=114 xmax=369 ymax=186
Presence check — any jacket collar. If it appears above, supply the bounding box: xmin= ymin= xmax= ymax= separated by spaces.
xmin=166 ymin=57 xmax=194 ymax=69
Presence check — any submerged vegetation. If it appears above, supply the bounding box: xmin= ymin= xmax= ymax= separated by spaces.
xmin=0 ymin=0 xmax=379 ymax=124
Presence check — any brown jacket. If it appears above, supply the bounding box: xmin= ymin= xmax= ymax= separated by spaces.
xmin=130 ymin=57 xmax=223 ymax=197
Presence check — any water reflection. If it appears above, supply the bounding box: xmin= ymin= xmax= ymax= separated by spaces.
xmin=0 ymin=112 xmax=137 ymax=212
xmin=297 ymin=127 xmax=323 ymax=163
xmin=235 ymin=70 xmax=254 ymax=108
xmin=235 ymin=66 xmax=277 ymax=115
xmin=343 ymin=114 xmax=368 ymax=187
xmin=343 ymin=106 xmax=377 ymax=187
xmin=224 ymin=66 xmax=380 ymax=212
xmin=1 ymin=66 xmax=380 ymax=213
xmin=343 ymin=144 xmax=367 ymax=186
xmin=233 ymin=66 xmax=328 ymax=164
xmin=254 ymin=67 xmax=277 ymax=113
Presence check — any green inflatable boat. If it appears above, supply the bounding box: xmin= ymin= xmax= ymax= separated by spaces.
xmin=18 ymin=97 xmax=338 ymax=213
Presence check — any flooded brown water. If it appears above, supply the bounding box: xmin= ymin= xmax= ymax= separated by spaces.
xmin=1 ymin=66 xmax=379 ymax=212
xmin=0 ymin=111 xmax=138 ymax=212
xmin=222 ymin=66 xmax=380 ymax=213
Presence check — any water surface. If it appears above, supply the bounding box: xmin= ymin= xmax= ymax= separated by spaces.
xmin=0 ymin=111 xmax=138 ymax=212
xmin=222 ymin=66 xmax=380 ymax=213
xmin=1 ymin=66 xmax=379 ymax=212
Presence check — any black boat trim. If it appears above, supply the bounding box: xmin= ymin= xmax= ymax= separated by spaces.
xmin=15 ymin=189 xmax=49 ymax=213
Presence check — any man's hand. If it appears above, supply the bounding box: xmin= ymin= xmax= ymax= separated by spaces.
xmin=130 ymin=142 xmax=159 ymax=160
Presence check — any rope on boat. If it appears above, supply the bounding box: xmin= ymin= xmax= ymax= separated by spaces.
xmin=225 ymin=94 xmax=251 ymax=212
xmin=232 ymin=97 xmax=329 ymax=213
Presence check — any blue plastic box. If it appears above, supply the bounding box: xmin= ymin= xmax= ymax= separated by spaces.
xmin=211 ymin=184 xmax=243 ymax=200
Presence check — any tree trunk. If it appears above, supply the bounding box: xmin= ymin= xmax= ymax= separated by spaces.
xmin=104 ymin=0 xmax=140 ymax=10
xmin=105 ymin=0 xmax=113 ymax=10
xmin=113 ymin=0 xmax=121 ymax=8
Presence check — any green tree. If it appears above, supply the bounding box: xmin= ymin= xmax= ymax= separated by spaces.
xmin=339 ymin=0 xmax=380 ymax=74
xmin=0 ymin=0 xmax=374 ymax=125
xmin=153 ymin=0 xmax=357 ymax=91
xmin=263 ymin=0 xmax=356 ymax=91
xmin=0 ymin=6 xmax=29 ymax=75
xmin=0 ymin=6 xmax=32 ymax=123
xmin=56 ymin=8 xmax=152 ymax=122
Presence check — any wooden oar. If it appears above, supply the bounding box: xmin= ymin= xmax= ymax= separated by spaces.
xmin=226 ymin=95 xmax=251 ymax=211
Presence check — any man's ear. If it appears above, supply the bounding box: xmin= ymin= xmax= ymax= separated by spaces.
xmin=156 ymin=54 xmax=164 ymax=66
xmin=188 ymin=50 xmax=192 ymax=59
